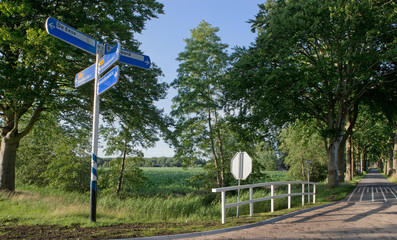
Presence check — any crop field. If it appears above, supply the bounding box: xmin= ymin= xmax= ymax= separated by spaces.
xmin=140 ymin=167 xmax=205 ymax=195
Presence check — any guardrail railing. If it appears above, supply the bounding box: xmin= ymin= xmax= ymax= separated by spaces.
xmin=212 ymin=181 xmax=317 ymax=224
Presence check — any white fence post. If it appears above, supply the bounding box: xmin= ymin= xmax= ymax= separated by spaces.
xmin=271 ymin=184 xmax=274 ymax=212
xmin=288 ymin=183 xmax=291 ymax=209
xmin=302 ymin=183 xmax=305 ymax=206
xmin=313 ymin=184 xmax=316 ymax=203
xmin=250 ymin=187 xmax=253 ymax=217
xmin=221 ymin=191 xmax=226 ymax=224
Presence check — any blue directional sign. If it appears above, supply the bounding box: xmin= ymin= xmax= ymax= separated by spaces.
xmin=98 ymin=66 xmax=119 ymax=95
xmin=75 ymin=63 xmax=96 ymax=87
xmin=45 ymin=17 xmax=97 ymax=55
xmin=98 ymin=43 xmax=120 ymax=75
xmin=105 ymin=44 xmax=150 ymax=69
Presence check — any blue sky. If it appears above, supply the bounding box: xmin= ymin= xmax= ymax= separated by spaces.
xmin=135 ymin=0 xmax=265 ymax=157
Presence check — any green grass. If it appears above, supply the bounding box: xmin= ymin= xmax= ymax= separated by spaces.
xmin=0 ymin=169 xmax=364 ymax=237
xmin=140 ymin=167 xmax=205 ymax=195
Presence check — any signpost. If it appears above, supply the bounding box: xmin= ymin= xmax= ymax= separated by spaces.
xmin=105 ymin=44 xmax=151 ymax=69
xmin=45 ymin=17 xmax=97 ymax=55
xmin=45 ymin=17 xmax=151 ymax=222
xmin=98 ymin=66 xmax=119 ymax=95
xmin=99 ymin=43 xmax=121 ymax=75
xmin=231 ymin=152 xmax=252 ymax=217
xmin=75 ymin=63 xmax=96 ymax=87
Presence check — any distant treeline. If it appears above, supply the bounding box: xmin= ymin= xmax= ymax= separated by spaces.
xmin=99 ymin=157 xmax=206 ymax=168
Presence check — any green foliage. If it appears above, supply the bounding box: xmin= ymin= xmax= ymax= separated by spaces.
xmin=137 ymin=157 xmax=187 ymax=167
xmin=254 ymin=142 xmax=278 ymax=171
xmin=99 ymin=157 xmax=146 ymax=196
xmin=16 ymin=114 xmax=90 ymax=192
xmin=279 ymin=120 xmax=328 ymax=182
xmin=171 ymin=20 xmax=231 ymax=187
xmin=139 ymin=167 xmax=204 ymax=195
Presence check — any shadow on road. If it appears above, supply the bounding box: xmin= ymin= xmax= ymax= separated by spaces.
xmin=291 ymin=202 xmax=355 ymax=223
xmin=344 ymin=202 xmax=393 ymax=222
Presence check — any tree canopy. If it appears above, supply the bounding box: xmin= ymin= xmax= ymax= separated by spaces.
xmin=0 ymin=0 xmax=165 ymax=191
xmin=226 ymin=0 xmax=396 ymax=186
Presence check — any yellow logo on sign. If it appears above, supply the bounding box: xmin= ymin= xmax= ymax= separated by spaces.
xmin=78 ymin=73 xmax=83 ymax=79
xmin=100 ymin=58 xmax=104 ymax=66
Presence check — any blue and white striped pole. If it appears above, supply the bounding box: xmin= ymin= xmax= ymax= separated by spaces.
xmin=90 ymin=43 xmax=103 ymax=222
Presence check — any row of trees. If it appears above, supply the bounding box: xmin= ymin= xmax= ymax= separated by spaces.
xmin=171 ymin=0 xmax=396 ymax=187
xmin=1 ymin=0 xmax=396 ymax=192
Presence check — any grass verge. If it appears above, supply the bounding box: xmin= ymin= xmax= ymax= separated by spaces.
xmin=0 ymin=175 xmax=363 ymax=239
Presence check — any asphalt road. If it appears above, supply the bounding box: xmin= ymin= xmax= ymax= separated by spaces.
xmin=347 ymin=169 xmax=397 ymax=203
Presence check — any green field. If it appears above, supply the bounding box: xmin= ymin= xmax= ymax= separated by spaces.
xmin=140 ymin=167 xmax=205 ymax=195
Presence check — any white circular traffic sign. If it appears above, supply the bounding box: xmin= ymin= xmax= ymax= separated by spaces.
xmin=231 ymin=152 xmax=252 ymax=180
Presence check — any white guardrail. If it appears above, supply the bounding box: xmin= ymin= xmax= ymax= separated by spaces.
xmin=212 ymin=181 xmax=318 ymax=224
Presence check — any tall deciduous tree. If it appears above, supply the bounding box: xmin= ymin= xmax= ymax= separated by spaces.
xmin=227 ymin=0 xmax=396 ymax=187
xmin=172 ymin=21 xmax=229 ymax=187
xmin=0 ymin=0 xmax=164 ymax=191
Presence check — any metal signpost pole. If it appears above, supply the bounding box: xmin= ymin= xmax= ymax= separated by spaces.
xmin=90 ymin=44 xmax=103 ymax=222
xmin=236 ymin=152 xmax=244 ymax=218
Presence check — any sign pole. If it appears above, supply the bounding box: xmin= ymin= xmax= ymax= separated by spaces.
xmin=90 ymin=43 xmax=103 ymax=222
xmin=236 ymin=152 xmax=243 ymax=218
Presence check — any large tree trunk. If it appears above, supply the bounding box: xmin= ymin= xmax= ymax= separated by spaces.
xmin=345 ymin=135 xmax=353 ymax=181
xmin=393 ymin=129 xmax=397 ymax=179
xmin=327 ymin=139 xmax=340 ymax=187
xmin=337 ymin=139 xmax=346 ymax=183
xmin=387 ymin=136 xmax=393 ymax=176
xmin=0 ymin=137 xmax=20 ymax=191
xmin=0 ymin=103 xmax=43 ymax=192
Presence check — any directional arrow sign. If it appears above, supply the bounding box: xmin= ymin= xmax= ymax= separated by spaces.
xmin=75 ymin=63 xmax=96 ymax=87
xmin=98 ymin=43 xmax=121 ymax=75
xmin=45 ymin=17 xmax=97 ymax=55
xmin=98 ymin=65 xmax=119 ymax=95
xmin=105 ymin=44 xmax=150 ymax=69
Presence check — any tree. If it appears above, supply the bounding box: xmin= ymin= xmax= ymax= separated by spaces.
xmin=227 ymin=0 xmax=396 ymax=187
xmin=279 ymin=120 xmax=328 ymax=182
xmin=17 ymin=113 xmax=90 ymax=192
xmin=254 ymin=142 xmax=277 ymax=171
xmin=171 ymin=21 xmax=229 ymax=187
xmin=0 ymin=0 xmax=164 ymax=191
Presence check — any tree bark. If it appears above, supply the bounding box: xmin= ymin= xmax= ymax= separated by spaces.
xmin=207 ymin=106 xmax=222 ymax=188
xmin=0 ymin=103 xmax=43 ymax=191
xmin=327 ymin=139 xmax=340 ymax=187
xmin=387 ymin=136 xmax=393 ymax=176
xmin=337 ymin=139 xmax=346 ymax=183
xmin=393 ymin=129 xmax=397 ymax=179
xmin=213 ymin=109 xmax=225 ymax=188
xmin=116 ymin=140 xmax=127 ymax=195
xmin=0 ymin=137 xmax=19 ymax=191
xmin=345 ymin=135 xmax=353 ymax=181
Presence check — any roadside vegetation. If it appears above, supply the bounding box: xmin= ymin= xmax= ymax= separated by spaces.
xmin=0 ymin=168 xmax=364 ymax=239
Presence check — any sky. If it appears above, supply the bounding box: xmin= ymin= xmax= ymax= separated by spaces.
xmin=134 ymin=0 xmax=265 ymax=158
